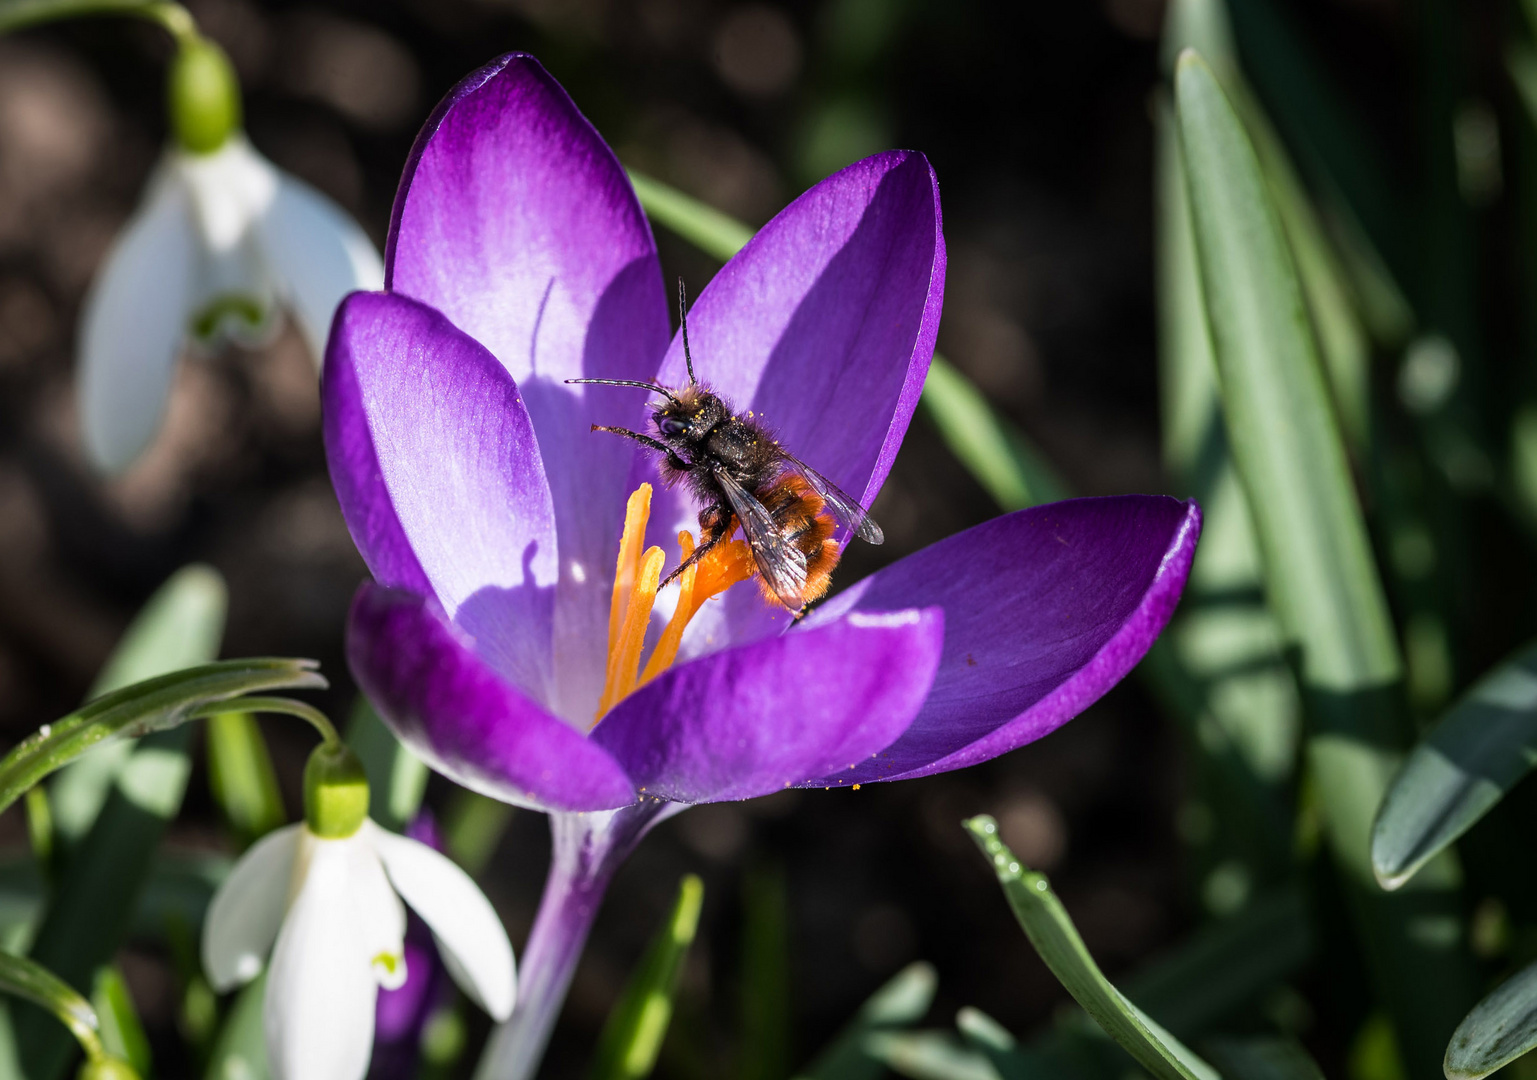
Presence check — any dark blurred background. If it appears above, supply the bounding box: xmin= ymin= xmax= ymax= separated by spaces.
xmin=0 ymin=0 xmax=1456 ymax=1075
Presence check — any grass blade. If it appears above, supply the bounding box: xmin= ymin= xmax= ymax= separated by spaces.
xmin=1372 ymin=640 xmax=1537 ymax=888
xmin=964 ymin=817 xmax=1219 ymax=1080
xmin=626 ymin=169 xmax=753 ymax=263
xmin=91 ymin=967 xmax=149 ymax=1076
xmin=0 ymin=950 xmax=100 ymax=1055
xmin=589 ymin=874 xmax=704 ymax=1080
xmin=739 ymin=864 xmax=792 ymax=1080
xmin=347 ymin=697 xmax=427 ymax=833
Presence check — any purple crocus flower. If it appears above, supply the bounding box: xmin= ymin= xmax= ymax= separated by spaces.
xmin=322 ymin=54 xmax=1199 ymax=1077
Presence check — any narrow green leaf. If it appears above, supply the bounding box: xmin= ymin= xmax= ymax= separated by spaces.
xmin=797 ymin=961 xmax=937 ymax=1080
xmin=90 ymin=968 xmax=149 ymax=1077
xmin=955 ymin=1008 xmax=1056 ymax=1080
xmin=1175 ymin=48 xmax=1398 ymax=698
xmin=204 ymin=971 xmax=269 ymax=1080
xmin=964 ymin=817 xmax=1219 ymax=1080
xmin=26 ymin=786 xmax=52 ymax=873
xmin=739 ymin=864 xmax=792 ymax=1080
xmin=55 ymin=564 xmax=228 ymax=844
xmin=1201 ymin=1037 xmax=1325 ymax=1080
xmin=1512 ymin=44 xmax=1537 ymax=132
xmin=0 ymin=950 xmax=100 ymax=1056
xmin=1444 ymin=959 xmax=1537 ymax=1079
xmin=1176 ymin=49 xmax=1477 ymax=1075
xmin=589 ymin=874 xmax=704 ymax=1080
xmin=1372 ymin=641 xmax=1537 ymax=888
xmin=347 ymin=697 xmax=427 ymax=833
xmin=920 ymin=357 xmax=1068 ymax=511
xmin=207 ymin=712 xmax=286 ymax=845
xmin=0 ymin=659 xmax=321 ymax=822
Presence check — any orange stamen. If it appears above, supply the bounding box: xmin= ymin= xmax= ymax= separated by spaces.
xmin=593 ymin=486 xmax=756 ymax=724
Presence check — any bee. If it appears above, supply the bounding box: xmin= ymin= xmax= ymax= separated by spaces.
xmin=568 ymin=280 xmax=883 ymax=614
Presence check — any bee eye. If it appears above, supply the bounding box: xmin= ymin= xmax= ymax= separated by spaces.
xmin=658 ymin=416 xmax=688 ymax=438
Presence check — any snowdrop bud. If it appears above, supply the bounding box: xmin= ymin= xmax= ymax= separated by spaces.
xmin=76 ymin=1058 xmax=140 ymax=1080
xmin=304 ymin=744 xmax=369 ymax=839
xmin=168 ymin=37 xmax=241 ymax=154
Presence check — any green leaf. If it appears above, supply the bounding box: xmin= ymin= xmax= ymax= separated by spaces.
xmin=0 ymin=659 xmax=321 ymax=823
xmin=963 ymin=817 xmax=1220 ymax=1080
xmin=797 ymin=961 xmax=937 ymax=1080
xmin=55 ymin=564 xmax=228 ymax=845
xmin=90 ymin=967 xmax=149 ymax=1077
xmin=207 ymin=712 xmax=286 ymax=845
xmin=1175 ymin=49 xmax=1478 ymax=1075
xmin=1175 ymin=48 xmax=1399 ymax=700
xmin=589 ymin=874 xmax=704 ymax=1080
xmin=1372 ymin=641 xmax=1537 ymax=888
xmin=347 ymin=697 xmax=427 ymax=833
xmin=1444 ymin=958 xmax=1537 ymax=1079
xmin=204 ymin=971 xmax=269 ymax=1080
xmin=441 ymin=787 xmax=514 ymax=876
xmin=0 ymin=0 xmax=176 ymax=33
xmin=627 ymin=169 xmax=753 ymax=262
xmin=919 ymin=357 xmax=1068 ymax=512
xmin=1201 ymin=1037 xmax=1325 ymax=1080
xmin=0 ymin=950 xmax=101 ymax=1056
xmin=739 ymin=864 xmax=792 ymax=1080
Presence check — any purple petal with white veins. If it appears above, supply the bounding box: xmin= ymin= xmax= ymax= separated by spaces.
xmin=388 ymin=53 xmax=669 ymax=722
xmin=324 ymin=291 xmax=558 ymax=701
xmin=647 ymin=150 xmax=945 ymax=656
xmin=591 ymin=607 xmax=943 ymax=804
xmin=348 ymin=583 xmax=637 ymax=813
xmin=801 ymin=496 xmax=1200 ymax=785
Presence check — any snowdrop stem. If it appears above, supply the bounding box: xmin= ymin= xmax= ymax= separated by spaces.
xmin=189 ymin=696 xmax=342 ymax=748
xmin=475 ymin=801 xmax=680 ymax=1080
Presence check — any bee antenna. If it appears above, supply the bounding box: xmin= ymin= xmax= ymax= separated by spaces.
xmin=565 ymin=377 xmax=681 ymax=406
xmin=678 ymin=276 xmax=697 ymax=385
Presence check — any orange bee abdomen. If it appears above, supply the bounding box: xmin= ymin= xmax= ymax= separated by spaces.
xmin=755 ymin=476 xmax=841 ymax=608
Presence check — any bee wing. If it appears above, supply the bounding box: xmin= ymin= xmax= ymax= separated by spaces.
xmin=714 ymin=467 xmax=809 ymax=610
xmin=779 ymin=454 xmax=884 ymax=545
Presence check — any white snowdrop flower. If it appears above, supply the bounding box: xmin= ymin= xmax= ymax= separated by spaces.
xmin=78 ymin=37 xmax=382 ymax=473
xmin=201 ymin=745 xmax=515 ymax=1080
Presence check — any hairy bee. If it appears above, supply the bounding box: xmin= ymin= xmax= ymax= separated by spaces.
xmin=568 ymin=281 xmax=883 ymax=614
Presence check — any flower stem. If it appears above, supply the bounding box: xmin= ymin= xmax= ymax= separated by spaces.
xmin=474 ymin=801 xmax=677 ymax=1080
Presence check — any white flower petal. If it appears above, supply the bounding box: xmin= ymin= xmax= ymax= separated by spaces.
xmin=367 ymin=821 xmax=517 ymax=1020
xmin=177 ymin=137 xmax=283 ymax=348
xmin=201 ymin=823 xmax=301 ymax=992
xmin=265 ymin=834 xmax=378 ymax=1080
xmin=255 ymin=170 xmax=384 ymax=363
xmin=77 ymin=164 xmax=197 ymax=472
xmin=345 ymin=836 xmax=407 ymax=989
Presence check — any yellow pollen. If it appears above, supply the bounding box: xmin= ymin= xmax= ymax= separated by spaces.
xmin=593 ymin=483 xmax=755 ymax=724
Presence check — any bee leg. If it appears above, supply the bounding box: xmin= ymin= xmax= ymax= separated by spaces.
xmin=660 ymin=528 xmax=729 ymax=589
xmin=589 ymin=425 xmax=692 ymax=470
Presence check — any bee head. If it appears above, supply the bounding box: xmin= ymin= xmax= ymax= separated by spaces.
xmin=655 ymin=386 xmax=726 ymax=441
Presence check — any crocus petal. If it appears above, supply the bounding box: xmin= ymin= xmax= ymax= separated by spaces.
xmin=387 ymin=52 xmax=669 ymax=722
xmin=202 ymin=823 xmax=301 ymax=991
xmin=78 ymin=164 xmax=197 ymax=472
xmin=323 ymin=290 xmax=558 ymax=699
xmin=347 ymin=582 xmax=637 ymax=813
xmin=802 ymin=496 xmax=1201 ymax=784
xmin=256 ymin=169 xmax=384 ymax=363
xmin=367 ymin=821 xmax=516 ymax=1021
xmin=265 ymin=835 xmax=378 ymax=1080
xmin=590 ymin=607 xmax=944 ymax=803
xmin=651 ymin=150 xmax=946 ymax=655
